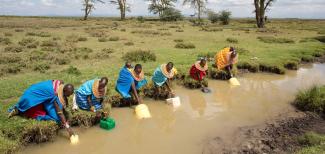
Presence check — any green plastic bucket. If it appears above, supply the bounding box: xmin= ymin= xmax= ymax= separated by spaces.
xmin=100 ymin=117 xmax=116 ymax=130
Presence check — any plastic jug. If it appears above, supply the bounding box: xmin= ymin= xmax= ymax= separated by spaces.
xmin=100 ymin=117 xmax=116 ymax=131
xmin=70 ymin=134 xmax=79 ymax=145
xmin=166 ymin=97 xmax=181 ymax=108
xmin=229 ymin=77 xmax=240 ymax=86
xmin=135 ymin=104 xmax=151 ymax=119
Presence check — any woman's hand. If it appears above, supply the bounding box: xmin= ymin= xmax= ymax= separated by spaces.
xmin=90 ymin=106 xmax=96 ymax=112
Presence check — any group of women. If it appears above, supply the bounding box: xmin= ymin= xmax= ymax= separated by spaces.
xmin=7 ymin=47 xmax=238 ymax=137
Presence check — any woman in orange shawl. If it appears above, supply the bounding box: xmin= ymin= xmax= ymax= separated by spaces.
xmin=215 ymin=47 xmax=238 ymax=78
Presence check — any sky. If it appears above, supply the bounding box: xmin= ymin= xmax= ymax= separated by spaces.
xmin=0 ymin=0 xmax=325 ymax=19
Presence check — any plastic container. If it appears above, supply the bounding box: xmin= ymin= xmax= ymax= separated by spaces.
xmin=135 ymin=104 xmax=151 ymax=119
xmin=70 ymin=134 xmax=79 ymax=145
xmin=229 ymin=77 xmax=240 ymax=86
xmin=166 ymin=97 xmax=181 ymax=108
xmin=100 ymin=117 xmax=116 ymax=130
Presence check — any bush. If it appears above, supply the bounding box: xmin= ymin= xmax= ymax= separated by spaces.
xmin=33 ymin=63 xmax=50 ymax=73
xmin=183 ymin=76 xmax=208 ymax=89
xmin=0 ymin=55 xmax=22 ymax=64
xmin=78 ymin=37 xmax=88 ymax=42
xmin=226 ymin=37 xmax=238 ymax=43
xmin=4 ymin=32 xmax=13 ymax=37
xmin=160 ymin=8 xmax=183 ymax=21
xmin=176 ymin=29 xmax=184 ymax=32
xmin=174 ymin=39 xmax=184 ymax=43
xmin=54 ymin=57 xmax=70 ymax=65
xmin=98 ymin=37 xmax=108 ymax=42
xmin=26 ymin=31 xmax=51 ymax=37
xmin=257 ymin=36 xmax=295 ymax=44
xmin=237 ymin=61 xmax=259 ymax=72
xmin=18 ymin=38 xmax=39 ymax=48
xmin=64 ymin=66 xmax=81 ymax=75
xmin=297 ymin=132 xmax=325 ymax=146
xmin=109 ymin=36 xmax=119 ymax=41
xmin=301 ymin=55 xmax=314 ymax=62
xmin=207 ymin=10 xmax=219 ymax=23
xmin=200 ymin=26 xmax=223 ymax=32
xmin=4 ymin=46 xmax=23 ymax=53
xmin=197 ymin=52 xmax=215 ymax=60
xmin=294 ymin=86 xmax=325 ymax=115
xmin=41 ymin=40 xmax=58 ymax=47
xmin=284 ymin=60 xmax=298 ymax=70
xmin=314 ymin=36 xmax=325 ymax=43
xmin=1 ymin=64 xmax=22 ymax=74
xmin=131 ymin=30 xmax=172 ymax=36
xmin=15 ymin=29 xmax=24 ymax=32
xmin=0 ymin=37 xmax=12 ymax=45
xmin=137 ymin=16 xmax=145 ymax=23
xmin=175 ymin=42 xmax=196 ymax=49
xmin=219 ymin=10 xmax=231 ymax=25
xmin=124 ymin=42 xmax=134 ymax=46
xmin=122 ymin=50 xmax=156 ymax=62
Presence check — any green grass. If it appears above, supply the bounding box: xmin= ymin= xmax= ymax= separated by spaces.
xmin=294 ymin=86 xmax=325 ymax=115
xmin=0 ymin=17 xmax=325 ymax=153
xmin=296 ymin=132 xmax=325 ymax=154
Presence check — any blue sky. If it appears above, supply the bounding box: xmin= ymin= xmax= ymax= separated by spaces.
xmin=0 ymin=0 xmax=325 ymax=19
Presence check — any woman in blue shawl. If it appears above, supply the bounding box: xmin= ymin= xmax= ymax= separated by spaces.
xmin=8 ymin=80 xmax=76 ymax=137
xmin=152 ymin=62 xmax=176 ymax=99
xmin=73 ymin=77 xmax=109 ymax=118
xmin=114 ymin=62 xmax=147 ymax=107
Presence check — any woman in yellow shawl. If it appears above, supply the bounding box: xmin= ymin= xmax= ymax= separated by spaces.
xmin=215 ymin=47 xmax=238 ymax=79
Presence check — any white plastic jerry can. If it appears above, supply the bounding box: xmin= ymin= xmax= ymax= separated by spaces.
xmin=166 ymin=96 xmax=181 ymax=108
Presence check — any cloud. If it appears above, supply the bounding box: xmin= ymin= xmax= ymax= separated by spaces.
xmin=41 ymin=0 xmax=56 ymax=7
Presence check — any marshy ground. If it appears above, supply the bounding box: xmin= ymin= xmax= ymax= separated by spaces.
xmin=0 ymin=16 xmax=325 ymax=153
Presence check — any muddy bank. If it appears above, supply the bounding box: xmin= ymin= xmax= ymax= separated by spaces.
xmin=203 ymin=111 xmax=325 ymax=154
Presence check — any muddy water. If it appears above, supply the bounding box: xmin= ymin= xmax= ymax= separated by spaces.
xmin=22 ymin=64 xmax=325 ymax=154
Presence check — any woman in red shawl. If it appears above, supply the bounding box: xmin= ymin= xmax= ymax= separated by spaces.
xmin=189 ymin=59 xmax=209 ymax=90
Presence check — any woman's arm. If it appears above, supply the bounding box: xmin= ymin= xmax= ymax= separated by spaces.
xmin=131 ymin=82 xmax=142 ymax=104
xmin=87 ymin=95 xmax=95 ymax=112
xmin=54 ymin=101 xmax=74 ymax=137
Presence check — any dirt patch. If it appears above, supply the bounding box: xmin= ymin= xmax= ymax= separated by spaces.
xmin=203 ymin=111 xmax=325 ymax=154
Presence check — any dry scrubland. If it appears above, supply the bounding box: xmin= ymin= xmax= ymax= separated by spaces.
xmin=0 ymin=16 xmax=325 ymax=153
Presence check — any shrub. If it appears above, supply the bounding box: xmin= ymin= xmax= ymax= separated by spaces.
xmin=1 ymin=64 xmax=22 ymax=74
xmin=219 ymin=10 xmax=231 ymax=25
xmin=109 ymin=36 xmax=119 ymax=41
xmin=15 ymin=29 xmax=24 ymax=32
xmin=174 ymin=39 xmax=184 ymax=43
xmin=176 ymin=29 xmax=184 ymax=32
xmin=122 ymin=50 xmax=156 ymax=62
xmin=237 ymin=61 xmax=259 ymax=72
xmin=54 ymin=57 xmax=70 ymax=65
xmin=301 ymin=55 xmax=314 ymax=62
xmin=33 ymin=63 xmax=50 ymax=73
xmin=4 ymin=32 xmax=13 ymax=37
xmin=297 ymin=132 xmax=325 ymax=146
xmin=175 ymin=42 xmax=195 ymax=49
xmin=183 ymin=76 xmax=208 ymax=89
xmin=207 ymin=10 xmax=219 ymax=23
xmin=98 ymin=37 xmax=108 ymax=42
xmin=26 ymin=31 xmax=51 ymax=37
xmin=226 ymin=37 xmax=238 ymax=43
xmin=257 ymin=36 xmax=295 ymax=44
xmin=41 ymin=40 xmax=58 ymax=47
xmin=137 ymin=16 xmax=145 ymax=23
xmin=78 ymin=37 xmax=88 ymax=42
xmin=293 ymin=86 xmax=325 ymax=115
xmin=18 ymin=38 xmax=39 ymax=48
xmin=0 ymin=55 xmax=22 ymax=64
xmin=314 ymin=36 xmax=325 ymax=43
xmin=64 ymin=66 xmax=81 ymax=75
xmin=284 ymin=60 xmax=298 ymax=70
xmin=0 ymin=37 xmax=12 ymax=45
xmin=96 ymin=48 xmax=114 ymax=59
xmin=160 ymin=8 xmax=183 ymax=21
xmin=259 ymin=63 xmax=285 ymax=74
xmin=4 ymin=46 xmax=23 ymax=53
xmin=131 ymin=30 xmax=172 ymax=36
xmin=197 ymin=52 xmax=215 ymax=60
xmin=124 ymin=42 xmax=134 ymax=46
xmin=200 ymin=26 xmax=223 ymax=32
xmin=120 ymin=28 xmax=126 ymax=32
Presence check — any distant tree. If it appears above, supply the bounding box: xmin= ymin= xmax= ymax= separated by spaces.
xmin=82 ymin=0 xmax=104 ymax=20
xmin=207 ymin=10 xmax=219 ymax=23
xmin=183 ymin=0 xmax=207 ymax=21
xmin=160 ymin=8 xmax=183 ymax=21
xmin=110 ymin=0 xmax=130 ymax=20
xmin=254 ymin=0 xmax=276 ymax=28
xmin=219 ymin=10 xmax=231 ymax=25
xmin=147 ymin=0 xmax=177 ymax=16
